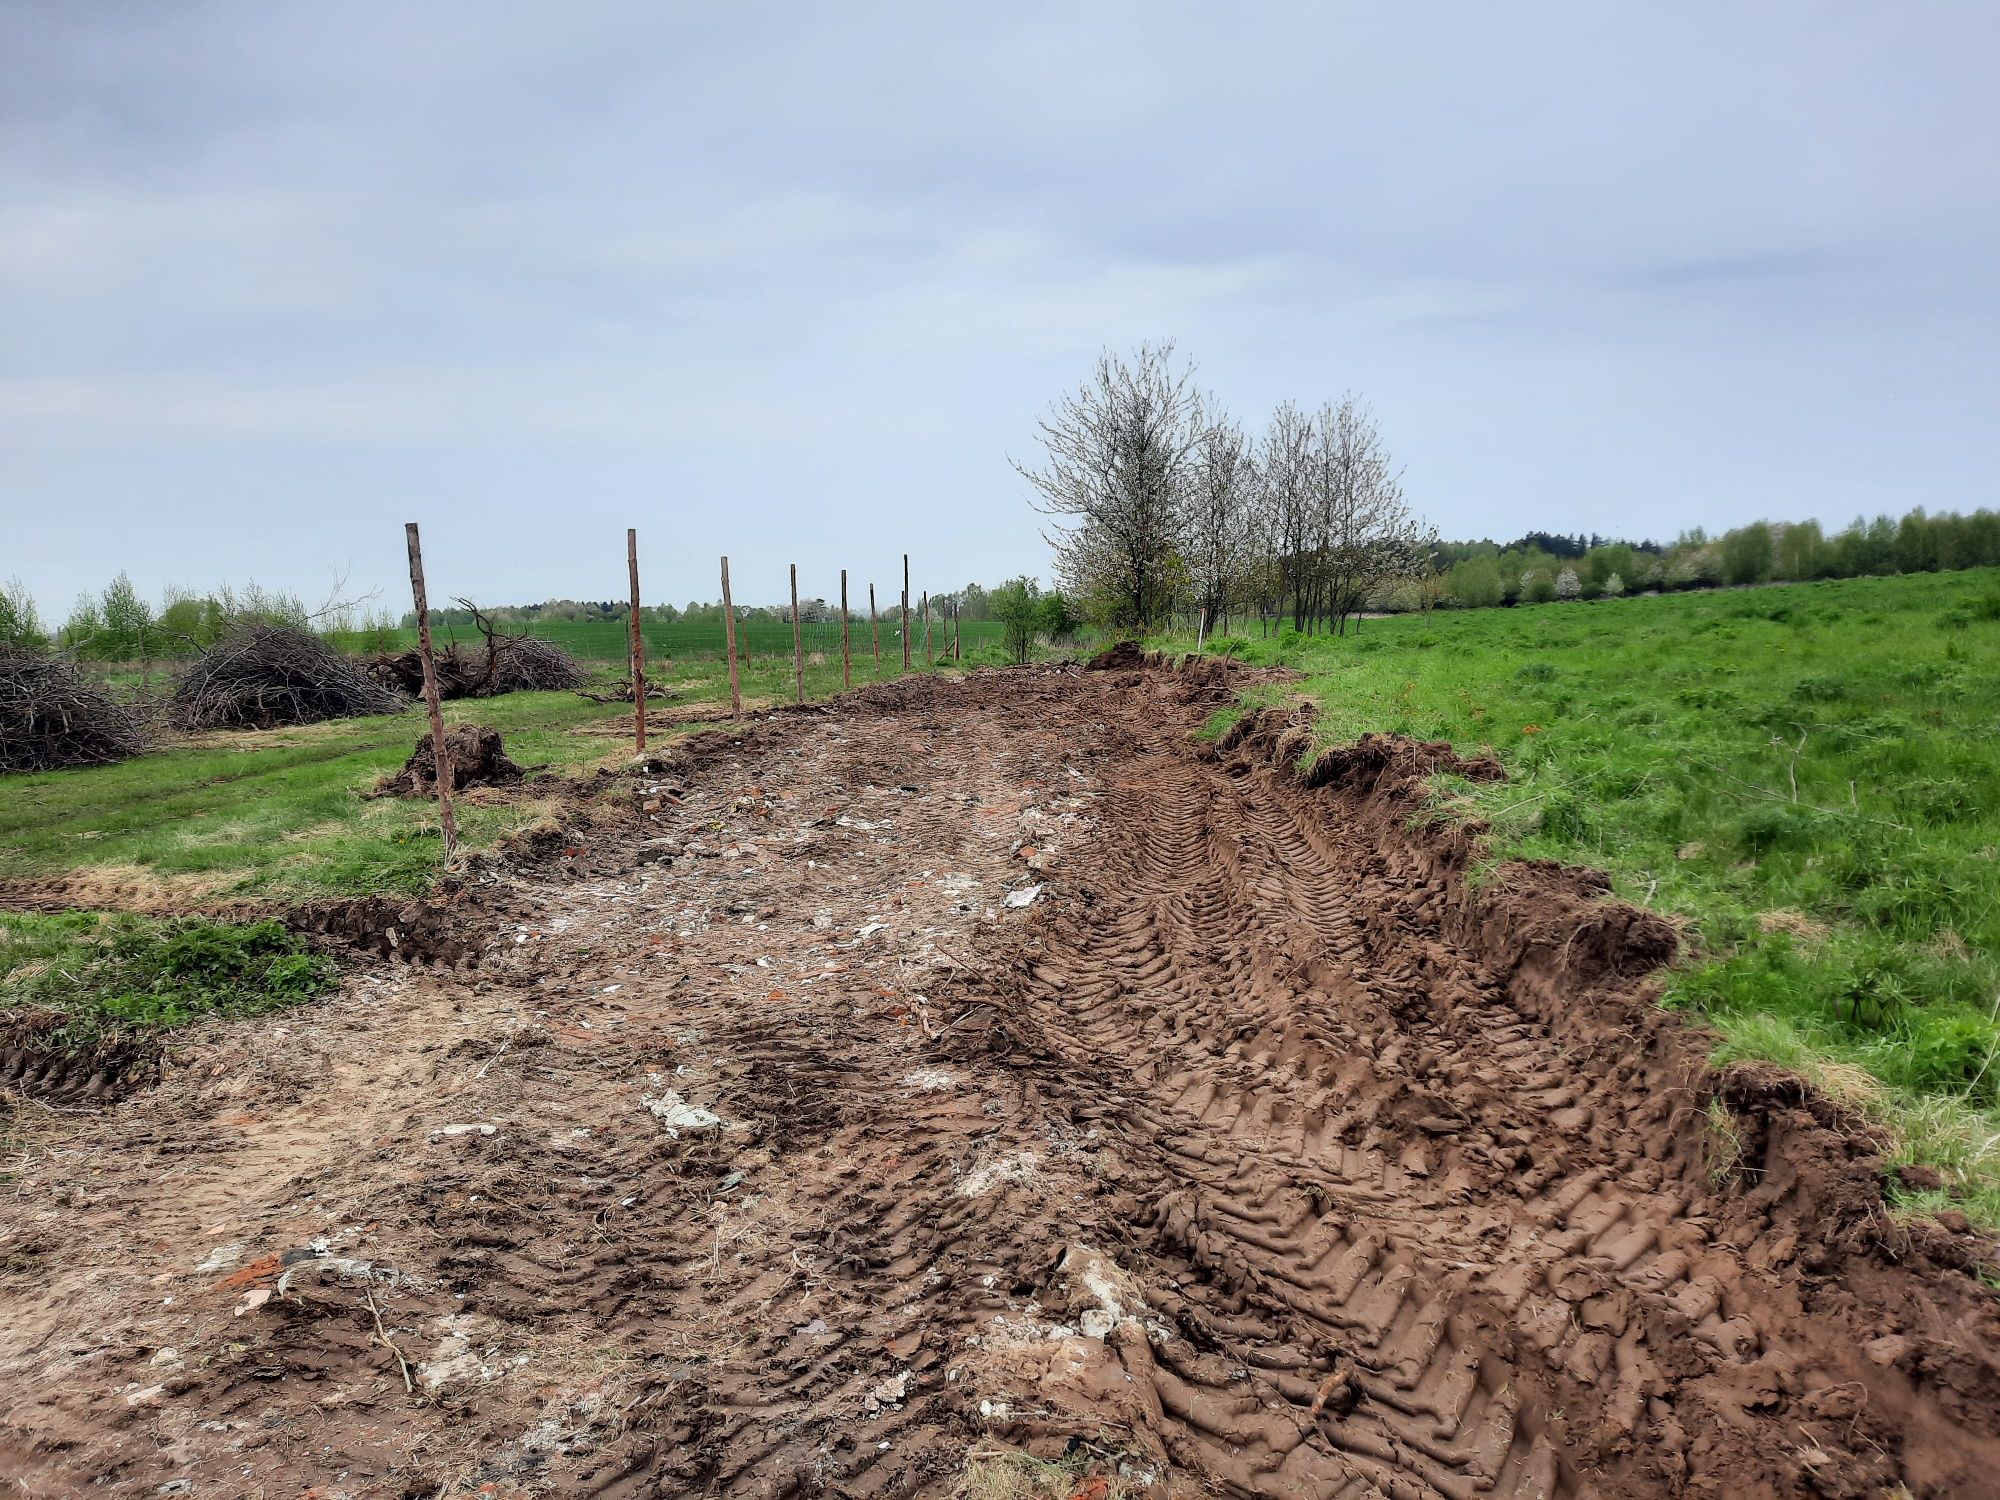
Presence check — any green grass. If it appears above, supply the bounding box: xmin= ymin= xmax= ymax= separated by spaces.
xmin=0 ymin=641 xmax=990 ymax=901
xmin=0 ymin=911 xmax=337 ymax=1042
xmin=326 ymin=614 xmax=1009 ymax=664
xmin=1176 ymin=570 xmax=2000 ymax=1224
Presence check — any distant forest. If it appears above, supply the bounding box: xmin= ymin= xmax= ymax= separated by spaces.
xmin=7 ymin=506 xmax=1998 ymax=660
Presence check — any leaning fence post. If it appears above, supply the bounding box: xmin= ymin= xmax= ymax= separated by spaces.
xmin=627 ymin=528 xmax=647 ymax=752
xmin=720 ymin=555 xmax=742 ymax=719
xmin=404 ymin=522 xmax=458 ymax=860
xmin=790 ymin=563 xmax=804 ymax=705
xmin=840 ymin=569 xmax=851 ymax=690
xmin=870 ymin=584 xmax=881 ymax=671
xmin=1195 ymin=606 xmax=1208 ymax=653
xmin=901 ymin=554 xmax=911 ymax=673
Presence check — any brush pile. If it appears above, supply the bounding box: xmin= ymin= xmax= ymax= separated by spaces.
xmin=174 ymin=624 xmax=404 ymax=730
xmin=376 ymin=724 xmax=522 ymax=796
xmin=369 ymin=635 xmax=586 ymax=699
xmin=0 ymin=647 xmax=147 ymax=772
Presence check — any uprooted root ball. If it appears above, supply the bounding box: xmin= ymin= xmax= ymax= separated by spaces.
xmin=376 ymin=724 xmax=522 ymax=797
xmin=369 ymin=636 xmax=586 ymax=699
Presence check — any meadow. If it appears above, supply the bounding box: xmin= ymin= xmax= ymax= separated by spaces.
xmin=324 ymin=613 xmax=1007 ymax=665
xmin=1173 ymin=569 xmax=2000 ymax=1220
xmin=0 ymin=642 xmax=983 ymax=903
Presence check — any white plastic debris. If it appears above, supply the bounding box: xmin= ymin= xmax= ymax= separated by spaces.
xmin=428 ymin=1123 xmax=498 ymax=1143
xmin=1004 ymin=885 xmax=1043 ymax=909
xmin=643 ymin=1090 xmax=723 ymax=1137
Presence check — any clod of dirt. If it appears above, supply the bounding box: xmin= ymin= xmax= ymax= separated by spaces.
xmin=0 ymin=1007 xmax=160 ymax=1103
xmin=376 ymin=725 xmax=522 ymax=797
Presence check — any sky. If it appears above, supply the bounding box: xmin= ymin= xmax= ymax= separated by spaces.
xmin=3 ymin=2 xmax=1996 ymax=619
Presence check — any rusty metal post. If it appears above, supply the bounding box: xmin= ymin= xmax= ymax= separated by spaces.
xmin=790 ymin=563 xmax=804 ymax=705
xmin=840 ymin=569 xmax=851 ymax=690
xmin=720 ymin=555 xmax=742 ymax=719
xmin=627 ymin=528 xmax=646 ymax=751
xmin=404 ymin=522 xmax=458 ymax=859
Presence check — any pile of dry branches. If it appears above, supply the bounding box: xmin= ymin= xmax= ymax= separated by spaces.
xmin=0 ymin=647 xmax=147 ymax=772
xmin=490 ymin=634 xmax=587 ymax=692
xmin=173 ymin=624 xmax=405 ymax=730
xmin=368 ymin=642 xmax=491 ymax=699
xmin=368 ymin=606 xmax=585 ymax=700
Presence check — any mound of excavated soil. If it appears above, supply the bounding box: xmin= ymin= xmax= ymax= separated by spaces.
xmin=1087 ymin=638 xmax=1146 ymax=670
xmin=2 ymin=661 xmax=1995 ymax=1499
xmin=376 ymin=723 xmax=522 ymax=797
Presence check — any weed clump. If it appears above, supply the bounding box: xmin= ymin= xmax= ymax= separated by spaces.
xmin=1 ymin=912 xmax=337 ymax=1038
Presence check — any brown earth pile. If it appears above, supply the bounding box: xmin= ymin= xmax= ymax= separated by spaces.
xmin=1 ymin=661 xmax=1994 ymax=1499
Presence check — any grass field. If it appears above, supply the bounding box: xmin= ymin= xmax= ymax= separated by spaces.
xmin=1168 ymin=569 xmax=2000 ymax=1221
xmin=324 ymin=614 xmax=1008 ymax=664
xmin=0 ymin=639 xmax=981 ymax=902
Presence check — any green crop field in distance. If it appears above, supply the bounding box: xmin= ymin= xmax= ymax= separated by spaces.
xmin=1166 ymin=568 xmax=2000 ymax=1225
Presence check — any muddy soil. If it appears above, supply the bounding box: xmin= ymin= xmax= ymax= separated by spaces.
xmin=3 ymin=664 xmax=1997 ymax=1499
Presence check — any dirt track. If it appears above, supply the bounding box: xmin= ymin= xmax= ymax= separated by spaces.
xmin=3 ymin=662 xmax=1998 ymax=1499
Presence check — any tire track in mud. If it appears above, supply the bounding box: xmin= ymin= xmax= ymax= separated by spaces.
xmin=1002 ymin=675 xmax=2000 ymax=1499
xmin=2 ymin=664 xmax=1996 ymax=1500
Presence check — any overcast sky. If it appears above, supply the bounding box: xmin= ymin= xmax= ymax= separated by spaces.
xmin=4 ymin=3 xmax=1996 ymax=618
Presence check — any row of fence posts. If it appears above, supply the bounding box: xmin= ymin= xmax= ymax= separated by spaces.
xmin=401 ymin=522 xmax=962 ymax=862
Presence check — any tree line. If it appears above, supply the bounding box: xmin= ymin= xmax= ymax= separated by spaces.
xmin=1016 ymin=342 xmax=1433 ymax=635
xmin=1431 ymin=508 xmax=2000 ymax=613
xmin=1009 ymin=343 xmax=2000 ymax=631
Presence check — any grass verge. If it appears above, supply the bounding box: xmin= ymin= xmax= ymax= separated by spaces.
xmin=1174 ymin=568 xmax=2000 ymax=1225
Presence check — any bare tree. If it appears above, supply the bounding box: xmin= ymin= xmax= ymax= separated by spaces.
xmin=1186 ymin=395 xmax=1254 ymax=634
xmin=1015 ymin=342 xmax=1203 ymax=630
xmin=1255 ymin=402 xmax=1316 ymax=630
xmin=1307 ymin=395 xmax=1435 ymax=636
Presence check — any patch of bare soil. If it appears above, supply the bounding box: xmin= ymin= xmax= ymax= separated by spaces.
xmin=2 ymin=661 xmax=1996 ymax=1499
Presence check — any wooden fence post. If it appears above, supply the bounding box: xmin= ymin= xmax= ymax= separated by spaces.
xmin=404 ymin=522 xmax=458 ymax=860
xmin=870 ymin=584 xmax=880 ymax=671
xmin=953 ymin=599 xmax=961 ymax=660
xmin=790 ymin=563 xmax=804 ymax=705
xmin=720 ymin=555 xmax=742 ymax=719
xmin=901 ymin=554 xmax=911 ymax=673
xmin=627 ymin=528 xmax=647 ymax=751
xmin=921 ymin=590 xmax=931 ymax=666
xmin=840 ymin=569 xmax=851 ymax=690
